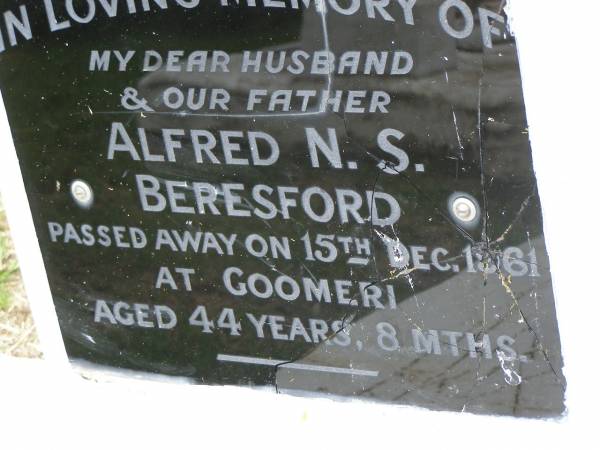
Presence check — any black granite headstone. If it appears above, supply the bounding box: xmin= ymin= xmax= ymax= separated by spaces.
xmin=0 ymin=0 xmax=565 ymax=417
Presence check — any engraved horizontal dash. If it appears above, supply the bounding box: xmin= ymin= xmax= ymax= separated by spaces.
xmin=347 ymin=257 xmax=369 ymax=266
xmin=217 ymin=354 xmax=378 ymax=377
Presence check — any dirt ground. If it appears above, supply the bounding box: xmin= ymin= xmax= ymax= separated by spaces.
xmin=0 ymin=197 xmax=42 ymax=358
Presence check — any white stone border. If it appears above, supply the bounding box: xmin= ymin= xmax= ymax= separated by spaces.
xmin=0 ymin=90 xmax=69 ymax=369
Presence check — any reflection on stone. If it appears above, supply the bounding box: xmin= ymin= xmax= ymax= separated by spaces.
xmin=275 ymin=237 xmax=562 ymax=416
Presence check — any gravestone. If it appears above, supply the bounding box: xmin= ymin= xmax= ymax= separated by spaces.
xmin=0 ymin=0 xmax=565 ymax=417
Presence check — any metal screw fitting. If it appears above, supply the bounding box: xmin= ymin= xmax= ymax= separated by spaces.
xmin=70 ymin=179 xmax=94 ymax=209
xmin=452 ymin=197 xmax=477 ymax=222
xmin=448 ymin=192 xmax=480 ymax=228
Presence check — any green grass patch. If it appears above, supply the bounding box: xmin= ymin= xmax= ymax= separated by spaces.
xmin=0 ymin=207 xmax=19 ymax=311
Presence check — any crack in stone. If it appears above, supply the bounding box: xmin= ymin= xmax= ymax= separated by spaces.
xmin=269 ymin=9 xmax=562 ymax=402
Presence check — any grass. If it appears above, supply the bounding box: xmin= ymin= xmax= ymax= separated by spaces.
xmin=0 ymin=203 xmax=18 ymax=311
xmin=0 ymin=197 xmax=41 ymax=357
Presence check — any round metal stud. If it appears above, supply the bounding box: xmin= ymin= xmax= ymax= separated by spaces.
xmin=452 ymin=197 xmax=477 ymax=222
xmin=447 ymin=192 xmax=480 ymax=229
xmin=70 ymin=179 xmax=94 ymax=209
